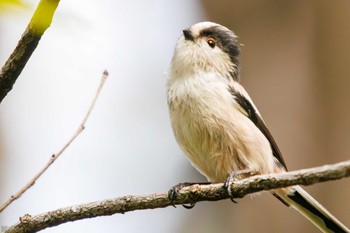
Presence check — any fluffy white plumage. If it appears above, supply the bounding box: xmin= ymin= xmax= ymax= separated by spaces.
xmin=168 ymin=22 xmax=277 ymax=182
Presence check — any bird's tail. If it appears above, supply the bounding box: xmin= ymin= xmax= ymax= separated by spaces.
xmin=274 ymin=186 xmax=349 ymax=233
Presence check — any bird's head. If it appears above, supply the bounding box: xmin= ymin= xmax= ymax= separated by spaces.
xmin=170 ymin=22 xmax=240 ymax=81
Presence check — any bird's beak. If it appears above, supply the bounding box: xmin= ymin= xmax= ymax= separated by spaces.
xmin=183 ymin=29 xmax=194 ymax=41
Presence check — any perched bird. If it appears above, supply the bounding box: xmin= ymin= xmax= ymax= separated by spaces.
xmin=167 ymin=21 xmax=349 ymax=233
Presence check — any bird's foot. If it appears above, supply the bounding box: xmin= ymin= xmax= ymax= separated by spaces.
xmin=168 ymin=182 xmax=210 ymax=209
xmin=223 ymin=169 xmax=256 ymax=203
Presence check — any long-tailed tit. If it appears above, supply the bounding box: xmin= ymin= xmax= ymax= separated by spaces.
xmin=167 ymin=21 xmax=349 ymax=233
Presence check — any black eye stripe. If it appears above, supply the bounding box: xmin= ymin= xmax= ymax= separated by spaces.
xmin=199 ymin=25 xmax=240 ymax=81
xmin=199 ymin=26 xmax=239 ymax=57
xmin=201 ymin=27 xmax=239 ymax=50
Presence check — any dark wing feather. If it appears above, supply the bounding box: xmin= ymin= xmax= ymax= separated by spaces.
xmin=231 ymin=90 xmax=288 ymax=170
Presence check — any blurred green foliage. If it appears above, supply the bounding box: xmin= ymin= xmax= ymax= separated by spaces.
xmin=30 ymin=0 xmax=59 ymax=35
xmin=0 ymin=0 xmax=59 ymax=36
xmin=0 ymin=0 xmax=27 ymax=12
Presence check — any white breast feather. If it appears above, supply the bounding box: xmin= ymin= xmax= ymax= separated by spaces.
xmin=168 ymin=73 xmax=276 ymax=182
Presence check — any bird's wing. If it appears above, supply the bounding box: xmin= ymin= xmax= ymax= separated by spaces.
xmin=230 ymin=87 xmax=287 ymax=170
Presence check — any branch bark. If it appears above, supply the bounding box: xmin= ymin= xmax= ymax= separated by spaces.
xmin=0 ymin=0 xmax=60 ymax=103
xmin=4 ymin=160 xmax=350 ymax=233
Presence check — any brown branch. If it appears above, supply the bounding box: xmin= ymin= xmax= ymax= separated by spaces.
xmin=0 ymin=0 xmax=60 ymax=103
xmin=0 ymin=70 xmax=109 ymax=213
xmin=4 ymin=160 xmax=350 ymax=233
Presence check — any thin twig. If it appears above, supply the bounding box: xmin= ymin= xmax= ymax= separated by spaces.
xmin=0 ymin=0 xmax=61 ymax=103
xmin=0 ymin=70 xmax=109 ymax=213
xmin=3 ymin=160 xmax=350 ymax=233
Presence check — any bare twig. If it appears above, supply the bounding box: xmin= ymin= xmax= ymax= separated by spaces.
xmin=0 ymin=70 xmax=109 ymax=213
xmin=4 ymin=160 xmax=350 ymax=233
xmin=0 ymin=0 xmax=60 ymax=103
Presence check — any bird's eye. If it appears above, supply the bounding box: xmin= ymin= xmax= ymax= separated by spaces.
xmin=207 ymin=37 xmax=216 ymax=48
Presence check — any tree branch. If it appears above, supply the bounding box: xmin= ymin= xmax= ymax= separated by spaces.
xmin=0 ymin=0 xmax=60 ymax=103
xmin=0 ymin=70 xmax=109 ymax=213
xmin=4 ymin=160 xmax=350 ymax=233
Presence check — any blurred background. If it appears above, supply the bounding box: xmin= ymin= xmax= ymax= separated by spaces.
xmin=0 ymin=0 xmax=349 ymax=232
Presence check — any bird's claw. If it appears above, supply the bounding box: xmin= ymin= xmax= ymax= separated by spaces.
xmin=168 ymin=182 xmax=210 ymax=209
xmin=224 ymin=169 xmax=255 ymax=203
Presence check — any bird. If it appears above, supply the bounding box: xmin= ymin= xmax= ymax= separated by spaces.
xmin=167 ymin=21 xmax=349 ymax=233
